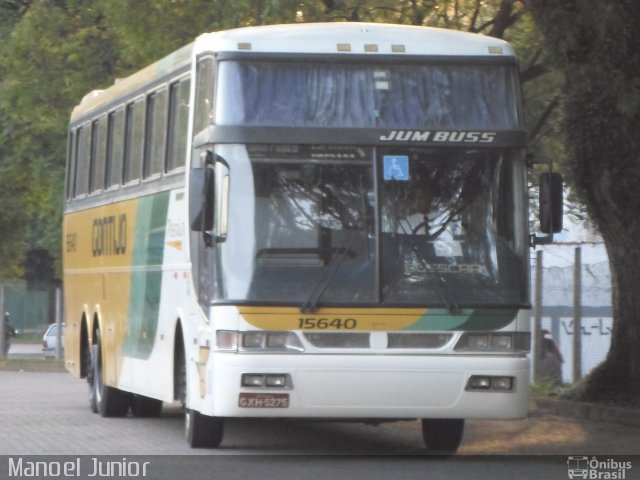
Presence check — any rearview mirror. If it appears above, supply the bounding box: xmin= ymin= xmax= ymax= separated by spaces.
xmin=189 ymin=152 xmax=215 ymax=232
xmin=539 ymin=172 xmax=563 ymax=234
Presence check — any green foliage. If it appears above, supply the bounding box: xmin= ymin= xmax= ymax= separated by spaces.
xmin=0 ymin=0 xmax=567 ymax=280
xmin=0 ymin=0 xmax=118 ymax=276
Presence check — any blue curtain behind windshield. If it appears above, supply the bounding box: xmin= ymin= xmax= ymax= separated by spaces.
xmin=218 ymin=61 xmax=520 ymax=129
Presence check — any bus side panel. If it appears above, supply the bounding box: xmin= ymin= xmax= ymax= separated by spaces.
xmin=119 ymin=188 xmax=195 ymax=401
xmin=63 ymin=199 xmax=138 ymax=386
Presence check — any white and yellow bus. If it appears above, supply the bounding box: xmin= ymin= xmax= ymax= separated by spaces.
xmin=63 ymin=23 xmax=560 ymax=452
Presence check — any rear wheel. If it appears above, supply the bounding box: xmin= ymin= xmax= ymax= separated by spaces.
xmin=91 ymin=333 xmax=131 ymax=417
xmin=421 ymin=418 xmax=465 ymax=454
xmin=87 ymin=342 xmax=98 ymax=414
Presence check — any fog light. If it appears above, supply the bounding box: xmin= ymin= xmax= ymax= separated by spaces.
xmin=242 ymin=374 xmax=265 ymax=387
xmin=467 ymin=376 xmax=491 ymax=390
xmin=265 ymin=375 xmax=287 ymax=387
xmin=491 ymin=376 xmax=513 ymax=391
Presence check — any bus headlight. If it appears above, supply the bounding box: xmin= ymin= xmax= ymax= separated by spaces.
xmin=217 ymin=331 xmax=304 ymax=353
xmin=242 ymin=332 xmax=266 ymax=348
xmin=455 ymin=332 xmax=530 ymax=353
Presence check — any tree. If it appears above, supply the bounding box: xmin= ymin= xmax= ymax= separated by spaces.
xmin=0 ymin=0 xmax=118 ymax=277
xmin=525 ymin=0 xmax=640 ymax=406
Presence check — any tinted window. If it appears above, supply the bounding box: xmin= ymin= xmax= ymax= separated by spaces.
xmin=167 ymin=78 xmax=190 ymax=171
xmin=106 ymin=108 xmax=125 ymax=188
xmin=90 ymin=116 xmax=108 ymax=191
xmin=144 ymin=89 xmax=168 ymax=178
xmin=74 ymin=124 xmax=91 ymax=196
xmin=124 ymin=99 xmax=145 ymax=183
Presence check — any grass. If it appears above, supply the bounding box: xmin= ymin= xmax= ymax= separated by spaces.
xmin=0 ymin=356 xmax=66 ymax=373
xmin=530 ymin=379 xmax=570 ymax=397
xmin=14 ymin=332 xmax=45 ymax=344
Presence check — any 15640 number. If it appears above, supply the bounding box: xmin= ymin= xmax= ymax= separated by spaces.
xmin=298 ymin=318 xmax=357 ymax=330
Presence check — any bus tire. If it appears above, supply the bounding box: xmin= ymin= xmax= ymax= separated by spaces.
xmin=87 ymin=343 xmax=98 ymax=414
xmin=92 ymin=341 xmax=131 ymax=418
xmin=131 ymin=395 xmax=163 ymax=417
xmin=185 ymin=409 xmax=224 ymax=448
xmin=421 ymin=418 xmax=464 ymax=454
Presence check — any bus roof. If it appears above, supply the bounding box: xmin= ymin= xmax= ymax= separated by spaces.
xmin=71 ymin=22 xmax=515 ymax=123
xmin=195 ymin=22 xmax=515 ymax=57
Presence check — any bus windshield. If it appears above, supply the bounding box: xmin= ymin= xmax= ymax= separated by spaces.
xmin=216 ymin=60 xmax=521 ymax=130
xmin=215 ymin=145 xmax=528 ymax=308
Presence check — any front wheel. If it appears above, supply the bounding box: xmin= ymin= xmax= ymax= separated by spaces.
xmin=421 ymin=418 xmax=465 ymax=454
xmin=185 ymin=409 xmax=224 ymax=448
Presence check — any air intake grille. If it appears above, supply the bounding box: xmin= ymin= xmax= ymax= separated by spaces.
xmin=304 ymin=332 xmax=370 ymax=349
xmin=387 ymin=333 xmax=452 ymax=349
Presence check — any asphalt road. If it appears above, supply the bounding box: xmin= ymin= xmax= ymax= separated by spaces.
xmin=1 ymin=370 xmax=639 ymax=479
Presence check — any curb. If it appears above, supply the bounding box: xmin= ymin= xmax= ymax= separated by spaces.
xmin=531 ymin=397 xmax=640 ymax=428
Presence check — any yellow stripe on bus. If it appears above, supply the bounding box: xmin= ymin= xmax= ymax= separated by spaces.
xmin=239 ymin=306 xmax=428 ymax=331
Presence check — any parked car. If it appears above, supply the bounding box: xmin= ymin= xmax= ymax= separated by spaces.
xmin=42 ymin=323 xmax=64 ymax=356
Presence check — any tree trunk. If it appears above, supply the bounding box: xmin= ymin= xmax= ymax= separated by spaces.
xmin=525 ymin=0 xmax=640 ymax=406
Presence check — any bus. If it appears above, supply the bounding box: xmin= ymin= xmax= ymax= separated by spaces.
xmin=63 ymin=22 xmax=562 ymax=453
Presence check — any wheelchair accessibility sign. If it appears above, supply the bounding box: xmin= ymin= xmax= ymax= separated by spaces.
xmin=383 ymin=155 xmax=409 ymax=181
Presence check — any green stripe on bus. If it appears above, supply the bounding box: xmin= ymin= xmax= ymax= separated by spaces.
xmin=123 ymin=191 xmax=170 ymax=359
xmin=406 ymin=308 xmax=517 ymax=331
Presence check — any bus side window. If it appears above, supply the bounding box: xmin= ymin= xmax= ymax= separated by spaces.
xmin=194 ymin=57 xmax=214 ymax=135
xmin=124 ymin=98 xmax=145 ymax=184
xmin=167 ymin=77 xmax=190 ymax=171
xmin=74 ymin=124 xmax=91 ymax=197
xmin=106 ymin=108 xmax=125 ymax=188
xmin=90 ymin=116 xmax=108 ymax=192
xmin=66 ymin=129 xmax=77 ymax=201
xmin=144 ymin=88 xmax=168 ymax=179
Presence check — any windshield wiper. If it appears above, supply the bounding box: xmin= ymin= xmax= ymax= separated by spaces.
xmin=300 ymin=228 xmax=359 ymax=313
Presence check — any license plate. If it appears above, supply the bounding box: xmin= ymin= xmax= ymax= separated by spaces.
xmin=238 ymin=393 xmax=290 ymax=408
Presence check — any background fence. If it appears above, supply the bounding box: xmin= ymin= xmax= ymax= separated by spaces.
xmin=0 ymin=281 xmax=53 ymax=331
xmin=532 ymin=243 xmax=612 ymax=384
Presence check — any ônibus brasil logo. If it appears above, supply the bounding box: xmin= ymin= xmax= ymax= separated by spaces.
xmin=567 ymin=456 xmax=632 ymax=479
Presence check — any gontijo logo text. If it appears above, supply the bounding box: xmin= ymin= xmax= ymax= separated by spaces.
xmin=92 ymin=214 xmax=127 ymax=257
